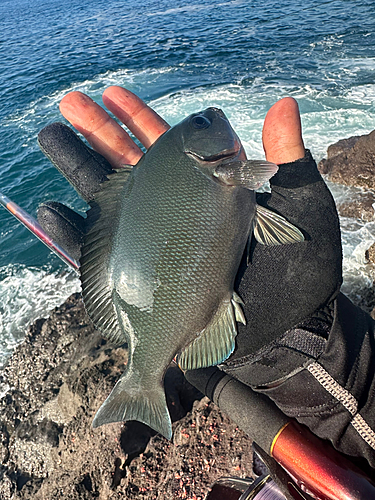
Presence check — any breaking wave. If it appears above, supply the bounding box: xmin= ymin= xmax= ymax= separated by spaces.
xmin=0 ymin=265 xmax=80 ymax=367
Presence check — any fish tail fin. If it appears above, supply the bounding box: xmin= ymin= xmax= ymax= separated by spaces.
xmin=92 ymin=371 xmax=172 ymax=440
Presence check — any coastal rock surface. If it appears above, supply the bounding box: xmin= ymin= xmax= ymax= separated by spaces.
xmin=318 ymin=129 xmax=375 ymax=316
xmin=318 ymin=129 xmax=375 ymax=191
xmin=0 ymin=294 xmax=255 ymax=499
xmin=318 ymin=129 xmax=375 ymax=251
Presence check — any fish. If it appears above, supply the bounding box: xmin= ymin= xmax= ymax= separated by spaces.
xmin=80 ymin=107 xmax=304 ymax=439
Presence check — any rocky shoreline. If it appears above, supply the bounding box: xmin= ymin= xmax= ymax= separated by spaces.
xmin=0 ymin=294 xmax=255 ymax=499
xmin=318 ymin=130 xmax=375 ymax=228
xmin=2 ymin=130 xmax=375 ymax=498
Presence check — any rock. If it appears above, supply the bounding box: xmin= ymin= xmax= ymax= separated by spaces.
xmin=326 ymin=136 xmax=361 ymax=161
xmin=336 ymin=191 xmax=375 ymax=222
xmin=318 ymin=129 xmax=375 ymax=190
xmin=0 ymin=294 xmax=255 ymax=499
xmin=366 ymin=242 xmax=375 ymax=264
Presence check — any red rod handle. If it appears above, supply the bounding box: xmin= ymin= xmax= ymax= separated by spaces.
xmin=271 ymin=421 xmax=375 ymax=500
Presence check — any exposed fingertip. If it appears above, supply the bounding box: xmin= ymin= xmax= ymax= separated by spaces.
xmin=262 ymin=97 xmax=305 ymax=164
xmin=102 ymin=85 xmax=136 ymax=101
xmin=62 ymin=93 xmax=113 ymax=143
xmin=59 ymin=91 xmax=90 ymax=115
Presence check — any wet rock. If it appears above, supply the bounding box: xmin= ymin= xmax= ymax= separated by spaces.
xmin=336 ymin=191 xmax=375 ymax=221
xmin=318 ymin=129 xmax=375 ymax=190
xmin=0 ymin=293 xmax=255 ymax=499
xmin=366 ymin=242 xmax=375 ymax=264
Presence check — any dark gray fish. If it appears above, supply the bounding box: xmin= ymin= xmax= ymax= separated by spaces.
xmin=80 ymin=108 xmax=304 ymax=439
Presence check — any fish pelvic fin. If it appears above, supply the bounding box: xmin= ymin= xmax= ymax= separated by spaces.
xmin=253 ymin=204 xmax=305 ymax=245
xmin=178 ymin=294 xmax=243 ymax=371
xmin=92 ymin=370 xmax=172 ymax=440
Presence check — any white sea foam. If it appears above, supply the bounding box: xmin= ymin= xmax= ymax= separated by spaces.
xmin=346 ymin=84 xmax=375 ymax=106
xmin=0 ymin=265 xmax=80 ymax=368
xmin=340 ymin=217 xmax=375 ymax=307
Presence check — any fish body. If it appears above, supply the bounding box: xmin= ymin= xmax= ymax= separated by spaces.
xmin=80 ymin=108 xmax=304 ymax=439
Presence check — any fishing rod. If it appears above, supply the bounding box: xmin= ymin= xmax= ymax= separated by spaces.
xmin=0 ymin=191 xmax=80 ymax=271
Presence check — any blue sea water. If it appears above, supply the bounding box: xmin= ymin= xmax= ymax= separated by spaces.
xmin=1 ymin=0 xmax=375 ymax=365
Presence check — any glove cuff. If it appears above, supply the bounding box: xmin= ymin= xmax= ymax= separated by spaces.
xmin=270 ymin=149 xmax=323 ymax=189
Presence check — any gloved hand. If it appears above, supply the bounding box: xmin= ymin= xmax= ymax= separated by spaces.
xmin=39 ymin=88 xmax=341 ymax=331
xmin=37 ymin=87 xmax=375 ymax=472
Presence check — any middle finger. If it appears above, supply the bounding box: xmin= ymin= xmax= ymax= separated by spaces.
xmin=59 ymin=91 xmax=144 ymax=168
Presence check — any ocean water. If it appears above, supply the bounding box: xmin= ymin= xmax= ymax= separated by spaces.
xmin=1 ymin=0 xmax=375 ymax=366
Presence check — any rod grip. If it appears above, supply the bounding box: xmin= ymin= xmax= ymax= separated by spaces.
xmin=185 ymin=367 xmax=289 ymax=453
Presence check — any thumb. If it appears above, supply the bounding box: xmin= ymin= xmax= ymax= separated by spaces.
xmin=262 ymin=97 xmax=305 ymax=164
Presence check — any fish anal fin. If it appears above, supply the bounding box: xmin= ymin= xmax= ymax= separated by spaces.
xmin=80 ymin=169 xmax=133 ymax=346
xmin=214 ymin=160 xmax=278 ymax=190
xmin=178 ymin=294 xmax=243 ymax=371
xmin=254 ymin=205 xmax=305 ymax=246
xmin=92 ymin=371 xmax=172 ymax=440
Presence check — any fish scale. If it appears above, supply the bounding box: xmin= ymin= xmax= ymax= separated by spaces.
xmin=80 ymin=108 xmax=304 ymax=438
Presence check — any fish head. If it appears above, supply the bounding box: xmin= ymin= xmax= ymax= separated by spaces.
xmin=181 ymin=108 xmax=244 ymax=167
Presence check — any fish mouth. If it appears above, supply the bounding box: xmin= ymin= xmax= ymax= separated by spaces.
xmin=186 ymin=150 xmax=238 ymax=163
xmin=185 ymin=139 xmax=243 ymax=166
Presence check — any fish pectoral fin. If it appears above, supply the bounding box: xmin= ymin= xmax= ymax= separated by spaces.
xmin=213 ymin=160 xmax=278 ymax=190
xmin=253 ymin=205 xmax=305 ymax=245
xmin=178 ymin=294 xmax=243 ymax=371
xmin=80 ymin=169 xmax=134 ymax=346
xmin=92 ymin=372 xmax=172 ymax=440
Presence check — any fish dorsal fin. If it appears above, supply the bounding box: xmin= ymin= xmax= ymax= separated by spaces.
xmin=80 ymin=167 xmax=133 ymax=346
xmin=253 ymin=205 xmax=305 ymax=245
xmin=177 ymin=293 xmax=245 ymax=371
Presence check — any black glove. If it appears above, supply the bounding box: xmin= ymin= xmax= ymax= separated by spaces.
xmin=37 ymin=121 xmax=375 ymax=474
xmin=37 ymin=122 xmax=114 ymax=261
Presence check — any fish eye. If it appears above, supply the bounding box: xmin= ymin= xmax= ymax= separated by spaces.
xmin=191 ymin=115 xmax=211 ymax=129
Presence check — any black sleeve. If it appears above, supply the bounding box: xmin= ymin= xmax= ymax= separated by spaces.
xmin=222 ymin=293 xmax=375 ymax=471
